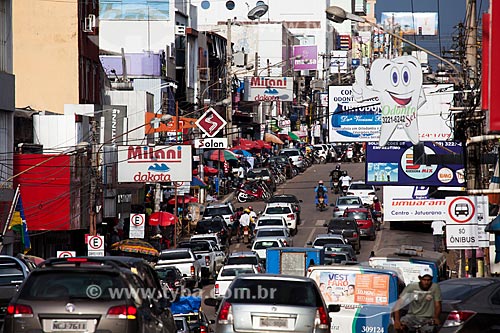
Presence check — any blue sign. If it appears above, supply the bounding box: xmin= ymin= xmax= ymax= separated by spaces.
xmin=100 ymin=0 xmax=170 ymax=20
xmin=365 ymin=141 xmax=465 ymax=186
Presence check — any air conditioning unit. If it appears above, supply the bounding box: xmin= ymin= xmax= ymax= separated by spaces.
xmin=175 ymin=25 xmax=186 ymax=36
xmin=83 ymin=14 xmax=97 ymax=33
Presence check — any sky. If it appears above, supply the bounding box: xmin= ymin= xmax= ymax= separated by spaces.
xmin=374 ymin=0 xmax=488 ymax=69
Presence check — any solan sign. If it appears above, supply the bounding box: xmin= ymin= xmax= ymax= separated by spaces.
xmin=194 ymin=138 xmax=228 ymax=149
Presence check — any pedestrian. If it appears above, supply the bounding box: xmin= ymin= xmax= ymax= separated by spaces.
xmin=431 ymin=220 xmax=446 ymax=252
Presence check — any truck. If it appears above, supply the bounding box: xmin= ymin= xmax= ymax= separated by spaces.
xmin=177 ymin=240 xmax=226 ymax=281
xmin=266 ymin=247 xmax=324 ymax=276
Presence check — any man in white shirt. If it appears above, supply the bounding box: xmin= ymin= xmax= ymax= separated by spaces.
xmin=431 ymin=220 xmax=446 ymax=252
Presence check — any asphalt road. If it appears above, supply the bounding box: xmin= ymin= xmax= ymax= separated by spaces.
xmin=198 ymin=161 xmax=436 ymax=319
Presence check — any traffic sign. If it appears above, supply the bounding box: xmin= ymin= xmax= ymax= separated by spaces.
xmin=130 ymin=213 xmax=145 ymax=239
xmin=195 ymin=108 xmax=227 ymax=137
xmin=57 ymin=251 xmax=76 ymax=258
xmin=447 ymin=196 xmax=475 ymax=224
xmin=87 ymin=235 xmax=105 ymax=257
xmin=445 ymin=196 xmax=480 ymax=249
xmin=194 ymin=137 xmax=228 ymax=149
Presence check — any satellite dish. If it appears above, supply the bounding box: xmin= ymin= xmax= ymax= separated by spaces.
xmin=247 ymin=4 xmax=268 ymax=20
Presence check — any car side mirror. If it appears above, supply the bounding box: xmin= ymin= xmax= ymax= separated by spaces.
xmin=323 ymin=223 xmax=328 ymax=227
xmin=204 ymin=298 xmax=218 ymax=307
xmin=376 ymin=187 xmax=380 ymax=191
xmin=209 ymin=319 xmax=215 ymax=324
xmin=196 ymin=255 xmax=202 ymax=260
xmin=328 ymin=304 xmax=341 ymax=312
xmin=306 ymin=241 xmax=312 ymax=245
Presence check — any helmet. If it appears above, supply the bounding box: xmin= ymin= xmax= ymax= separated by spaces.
xmin=318 ymin=180 xmax=324 ymax=185
xmin=342 ymin=171 xmax=348 ymax=176
xmin=373 ymin=196 xmax=379 ymax=201
xmin=248 ymin=206 xmax=253 ymax=211
xmin=336 ymin=164 xmax=341 ymax=170
xmin=244 ymin=208 xmax=250 ymax=213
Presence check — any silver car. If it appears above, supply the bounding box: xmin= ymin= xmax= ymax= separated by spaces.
xmin=255 ymin=227 xmax=293 ymax=247
xmin=205 ymin=274 xmax=332 ymax=333
xmin=332 ymin=195 xmax=364 ymax=217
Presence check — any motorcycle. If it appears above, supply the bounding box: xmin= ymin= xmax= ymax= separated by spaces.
xmin=317 ymin=194 xmax=327 ymax=211
xmin=243 ymin=225 xmax=250 ymax=244
xmin=331 ymin=179 xmax=340 ymax=194
xmin=372 ymin=210 xmax=382 ymax=231
xmin=235 ymin=182 xmax=268 ymax=203
xmin=341 ymin=185 xmax=349 ymax=196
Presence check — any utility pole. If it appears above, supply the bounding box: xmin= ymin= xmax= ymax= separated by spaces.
xmin=89 ymin=120 xmax=98 ymax=236
xmin=226 ymin=19 xmax=233 ymax=141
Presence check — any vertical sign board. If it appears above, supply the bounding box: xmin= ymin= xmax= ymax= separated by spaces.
xmin=129 ymin=213 xmax=145 ymax=239
xmin=445 ymin=197 xmax=478 ymax=249
xmin=474 ymin=196 xmax=490 ymax=248
xmin=57 ymin=251 xmax=76 ymax=258
xmin=87 ymin=235 xmax=105 ymax=256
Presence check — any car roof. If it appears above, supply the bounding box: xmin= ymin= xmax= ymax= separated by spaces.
xmin=228 ymin=251 xmax=259 ymax=258
xmin=331 ymin=217 xmax=358 ymax=223
xmin=265 ymin=202 xmax=293 ymax=207
xmin=191 ymin=233 xmax=219 ymax=238
xmin=345 ymin=207 xmax=370 ymax=212
xmin=206 ymin=203 xmax=233 ymax=208
xmin=258 ymin=216 xmax=286 ymax=220
xmin=256 ymin=227 xmax=287 ymax=232
xmin=337 ymin=196 xmax=362 ymax=200
xmin=221 ymin=264 xmax=256 ymax=270
xmin=268 ymin=194 xmax=299 ymax=202
xmin=253 ymin=236 xmax=285 ymax=243
xmin=315 ymin=234 xmax=344 ymax=239
xmin=161 ymin=248 xmax=192 ymax=253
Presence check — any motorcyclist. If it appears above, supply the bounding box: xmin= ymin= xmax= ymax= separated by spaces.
xmin=239 ymin=208 xmax=251 ymax=243
xmin=370 ymin=196 xmax=383 ymax=230
xmin=248 ymin=206 xmax=257 ymax=236
xmin=339 ymin=171 xmax=352 ymax=195
xmin=329 ymin=164 xmax=343 ymax=193
xmin=371 ymin=196 xmax=382 ymax=212
xmin=314 ymin=180 xmax=329 ymax=206
xmin=393 ymin=267 xmax=441 ymax=333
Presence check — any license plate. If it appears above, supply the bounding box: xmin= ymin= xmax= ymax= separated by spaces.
xmin=260 ymin=317 xmax=288 ymax=328
xmin=52 ymin=320 xmax=87 ymax=331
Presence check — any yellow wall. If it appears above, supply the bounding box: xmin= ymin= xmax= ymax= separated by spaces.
xmin=13 ymin=0 xmax=79 ymax=114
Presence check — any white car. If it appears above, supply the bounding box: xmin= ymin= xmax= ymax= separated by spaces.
xmin=307 ymin=234 xmax=347 ymax=249
xmin=313 ymin=144 xmax=329 ymax=163
xmin=346 ymin=181 xmax=380 ymax=205
xmin=254 ymin=216 xmax=289 ymax=233
xmin=214 ymin=264 xmax=259 ymax=300
xmin=261 ymin=202 xmax=298 ymax=235
xmin=254 ymin=227 xmax=293 ymax=247
xmin=250 ymin=236 xmax=286 ymax=263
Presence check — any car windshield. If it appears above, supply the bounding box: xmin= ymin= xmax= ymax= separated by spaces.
xmin=268 ymin=196 xmax=297 ymax=204
xmin=265 ymin=207 xmax=292 ymax=214
xmin=227 ymin=257 xmax=258 ymax=265
xmin=204 ymin=207 xmax=231 ymax=217
xmin=313 ymin=238 xmax=343 ymax=247
xmin=256 ymin=230 xmax=285 ymax=237
xmin=253 ymin=241 xmax=279 ymax=249
xmin=440 ymin=281 xmax=489 ymax=300
xmin=346 ymin=212 xmax=368 ymax=220
xmin=329 ymin=220 xmax=357 ymax=228
xmin=280 ymin=151 xmax=298 ymax=157
xmin=258 ymin=219 xmax=283 ymax=227
xmin=192 ymin=237 xmax=217 ymax=243
xmin=155 ymin=267 xmax=177 ymax=280
xmin=178 ymin=242 xmax=210 ymax=252
xmin=228 ymin=279 xmax=322 ymax=306
xmin=159 ymin=251 xmax=191 ymax=260
xmin=19 ymin=271 xmax=125 ymax=300
xmin=325 ymin=253 xmax=348 ymax=264
xmin=337 ymin=198 xmax=361 ymax=205
xmin=220 ymin=268 xmax=254 ymax=277
xmin=349 ymin=184 xmax=372 ymax=190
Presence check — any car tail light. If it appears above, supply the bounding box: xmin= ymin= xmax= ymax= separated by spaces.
xmin=333 ymin=207 xmax=339 ymax=211
xmin=298 ymin=156 xmax=303 ymax=161
xmin=215 ymin=284 xmax=219 ymax=295
xmin=190 ymin=265 xmax=195 ymax=277
xmin=315 ymin=307 xmax=329 ymax=329
xmin=347 ymin=192 xmax=354 ymax=195
xmin=230 ymin=215 xmax=234 ymax=222
xmin=442 ymin=310 xmax=476 ymax=327
xmin=107 ymin=305 xmax=137 ymax=319
xmin=7 ymin=304 xmax=33 ymax=317
xmin=67 ymin=258 xmax=88 ymax=262
xmin=283 ymin=240 xmax=288 ymax=246
xmin=218 ymin=301 xmax=233 ymax=324
xmin=287 ymin=214 xmax=295 ymax=220
xmin=199 ymin=325 xmax=208 ymax=333
xmin=205 ymin=256 xmax=211 ymax=266
xmin=353 ymin=232 xmax=358 ymax=238
xmin=257 ymin=266 xmax=262 ymax=273
xmin=174 ymin=280 xmax=181 ymax=287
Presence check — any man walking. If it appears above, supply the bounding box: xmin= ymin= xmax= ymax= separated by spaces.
xmin=431 ymin=220 xmax=446 ymax=252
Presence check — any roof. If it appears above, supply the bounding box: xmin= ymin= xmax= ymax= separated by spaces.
xmin=315 ymin=233 xmax=344 ymax=238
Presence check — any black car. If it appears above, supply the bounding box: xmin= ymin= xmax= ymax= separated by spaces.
xmin=0 ymin=255 xmax=31 ymax=330
xmin=194 ymin=217 xmax=231 ymax=246
xmin=267 ymin=194 xmax=302 ymax=223
xmin=155 ymin=266 xmax=186 ymax=300
xmin=437 ymin=277 xmax=500 ymax=333
xmin=323 ymin=217 xmax=361 ymax=253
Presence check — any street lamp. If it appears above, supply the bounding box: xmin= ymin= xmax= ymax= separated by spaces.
xmin=325 ymin=6 xmax=461 ymax=79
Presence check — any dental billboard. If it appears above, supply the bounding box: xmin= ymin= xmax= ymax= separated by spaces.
xmin=118 ymin=145 xmax=192 ymax=182
xmin=243 ymin=77 xmax=293 ymax=102
xmin=328 ymin=83 xmax=454 ymax=142
xmin=365 ymin=141 xmax=465 ymax=186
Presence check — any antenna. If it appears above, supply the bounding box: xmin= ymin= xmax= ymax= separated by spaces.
xmin=247 ymin=4 xmax=268 ymax=20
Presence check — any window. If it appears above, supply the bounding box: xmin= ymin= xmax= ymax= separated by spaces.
xmin=159 ymin=251 xmax=191 ymax=260
xmin=313 ymin=238 xmax=343 ymax=247
xmin=265 ymin=207 xmax=291 ymax=214
xmin=258 ymin=219 xmax=283 ymax=227
xmin=253 ymin=241 xmax=278 ymax=250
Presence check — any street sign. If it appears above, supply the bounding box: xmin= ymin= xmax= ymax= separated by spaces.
xmin=195 ymin=108 xmax=227 ymax=137
xmin=87 ymin=235 xmax=105 ymax=256
xmin=445 ymin=196 xmax=478 ymax=249
xmin=130 ymin=213 xmax=145 ymax=239
xmin=194 ymin=137 xmax=228 ymax=149
xmin=57 ymin=251 xmax=76 ymax=258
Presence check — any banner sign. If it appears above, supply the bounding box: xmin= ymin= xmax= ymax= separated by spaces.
xmin=243 ymin=77 xmax=293 ymax=102
xmin=366 ymin=141 xmax=465 ymax=186
xmin=118 ymin=145 xmax=192 ymax=182
xmin=101 ymin=105 xmax=127 ymax=145
xmin=381 ymin=12 xmax=438 ymax=36
xmin=293 ymin=45 xmax=318 ymax=70
xmin=328 ymin=84 xmax=454 ymax=142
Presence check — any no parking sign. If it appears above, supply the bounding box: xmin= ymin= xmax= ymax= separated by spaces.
xmin=130 ymin=213 xmax=145 ymax=238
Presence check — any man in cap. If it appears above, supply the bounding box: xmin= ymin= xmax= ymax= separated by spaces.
xmin=393 ymin=267 xmax=442 ymax=332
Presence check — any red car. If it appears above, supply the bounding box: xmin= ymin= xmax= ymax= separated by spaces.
xmin=343 ymin=207 xmax=376 ymax=241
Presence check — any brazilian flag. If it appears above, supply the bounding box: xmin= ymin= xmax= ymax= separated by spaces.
xmin=9 ymin=197 xmax=31 ymax=254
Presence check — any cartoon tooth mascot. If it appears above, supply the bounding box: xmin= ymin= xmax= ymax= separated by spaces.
xmin=352 ymin=56 xmax=426 ymax=146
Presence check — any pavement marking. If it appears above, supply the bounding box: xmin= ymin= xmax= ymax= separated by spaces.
xmin=305 ymin=227 xmax=316 ymax=246
xmin=234 ymin=243 xmax=241 ymax=250
xmin=316 ymin=219 xmax=325 ymax=226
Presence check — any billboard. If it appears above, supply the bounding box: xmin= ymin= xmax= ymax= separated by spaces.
xmin=118 ymin=145 xmax=192 ymax=182
xmin=330 ymin=50 xmax=348 ymax=74
xmin=293 ymin=45 xmax=318 ymax=71
xmin=101 ymin=105 xmax=127 ymax=145
xmin=243 ymin=77 xmax=293 ymax=102
xmin=381 ymin=12 xmax=438 ymax=36
xmin=328 ymin=84 xmax=454 ymax=142
xmin=100 ymin=0 xmax=170 ymax=20
xmin=366 ymin=141 xmax=465 ymax=186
